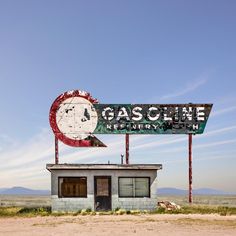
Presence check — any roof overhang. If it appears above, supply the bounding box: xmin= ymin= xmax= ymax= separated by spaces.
xmin=46 ymin=163 xmax=162 ymax=172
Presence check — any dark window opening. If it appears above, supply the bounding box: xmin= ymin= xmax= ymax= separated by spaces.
xmin=59 ymin=177 xmax=87 ymax=198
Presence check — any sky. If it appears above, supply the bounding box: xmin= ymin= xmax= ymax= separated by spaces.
xmin=0 ymin=0 xmax=236 ymax=192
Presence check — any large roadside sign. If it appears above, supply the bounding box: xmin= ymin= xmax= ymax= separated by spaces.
xmin=93 ymin=104 xmax=212 ymax=135
xmin=49 ymin=90 xmax=212 ymax=147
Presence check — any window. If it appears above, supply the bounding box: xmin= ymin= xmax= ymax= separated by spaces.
xmin=96 ymin=178 xmax=109 ymax=196
xmin=118 ymin=177 xmax=150 ymax=198
xmin=59 ymin=177 xmax=87 ymax=198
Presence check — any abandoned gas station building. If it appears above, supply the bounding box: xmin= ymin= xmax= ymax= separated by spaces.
xmin=48 ymin=90 xmax=212 ymax=211
xmin=46 ymin=163 xmax=162 ymax=212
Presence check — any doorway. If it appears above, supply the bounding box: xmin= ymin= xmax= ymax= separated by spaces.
xmin=94 ymin=176 xmax=111 ymax=211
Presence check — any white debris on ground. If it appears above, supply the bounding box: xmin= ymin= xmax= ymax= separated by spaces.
xmin=158 ymin=201 xmax=181 ymax=211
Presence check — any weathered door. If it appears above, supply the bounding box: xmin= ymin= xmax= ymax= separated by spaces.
xmin=94 ymin=176 xmax=111 ymax=211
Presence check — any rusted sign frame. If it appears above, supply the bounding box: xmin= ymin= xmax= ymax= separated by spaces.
xmin=49 ymin=90 xmax=106 ymax=148
xmin=189 ymin=134 xmax=193 ymax=203
xmin=93 ymin=104 xmax=212 ymax=135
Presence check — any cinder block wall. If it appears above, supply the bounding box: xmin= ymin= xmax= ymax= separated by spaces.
xmin=50 ymin=169 xmax=159 ymax=212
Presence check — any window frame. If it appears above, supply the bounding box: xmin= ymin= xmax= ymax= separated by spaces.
xmin=118 ymin=177 xmax=151 ymax=198
xmin=58 ymin=176 xmax=87 ymax=198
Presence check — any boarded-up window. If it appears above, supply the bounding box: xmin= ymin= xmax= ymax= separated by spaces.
xmin=96 ymin=178 xmax=109 ymax=196
xmin=119 ymin=177 xmax=150 ymax=198
xmin=59 ymin=177 xmax=87 ymax=198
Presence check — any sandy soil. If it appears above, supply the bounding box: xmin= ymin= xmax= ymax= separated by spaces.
xmin=0 ymin=214 xmax=236 ymax=236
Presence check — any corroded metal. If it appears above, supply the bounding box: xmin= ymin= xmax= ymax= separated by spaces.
xmin=49 ymin=90 xmax=106 ymax=147
xmin=49 ymin=90 xmax=212 ymax=150
xmin=189 ymin=134 xmax=192 ymax=203
xmin=125 ymin=134 xmax=129 ymax=164
xmin=94 ymin=104 xmax=212 ymax=135
xmin=55 ymin=136 xmax=59 ymax=164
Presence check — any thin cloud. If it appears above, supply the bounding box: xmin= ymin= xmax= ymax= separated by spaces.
xmin=211 ymin=105 xmax=236 ymax=117
xmin=157 ymin=138 xmax=236 ymax=154
xmin=132 ymin=136 xmax=187 ymax=151
xmin=201 ymin=124 xmax=236 ymax=137
xmin=0 ymin=130 xmax=150 ymax=188
xmin=0 ymin=119 xmax=235 ymax=188
xmin=194 ymin=139 xmax=236 ymax=149
xmin=131 ymin=124 xmax=236 ymax=151
xmin=5 ymin=123 xmax=233 ymax=168
xmin=163 ymin=152 xmax=236 ymax=164
xmin=160 ymin=77 xmax=207 ymax=100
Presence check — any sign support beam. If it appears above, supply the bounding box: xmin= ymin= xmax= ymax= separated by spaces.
xmin=188 ymin=134 xmax=192 ymax=203
xmin=125 ymin=134 xmax=129 ymax=164
xmin=55 ymin=136 xmax=59 ymax=164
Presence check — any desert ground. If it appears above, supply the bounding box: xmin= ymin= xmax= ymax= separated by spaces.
xmin=1 ymin=195 xmax=236 ymax=236
xmin=0 ymin=214 xmax=236 ymax=236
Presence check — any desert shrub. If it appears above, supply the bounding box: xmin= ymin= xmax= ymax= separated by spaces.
xmin=17 ymin=207 xmax=51 ymax=216
xmin=80 ymin=209 xmax=88 ymax=215
xmin=217 ymin=206 xmax=236 ymax=216
xmin=0 ymin=207 xmax=21 ymax=217
xmin=130 ymin=210 xmax=141 ymax=215
xmin=51 ymin=212 xmax=66 ymax=216
xmin=151 ymin=207 xmax=167 ymax=214
xmin=89 ymin=211 xmax=96 ymax=215
xmin=85 ymin=208 xmax=92 ymax=213
xmin=114 ymin=207 xmax=120 ymax=212
xmin=115 ymin=209 xmax=126 ymax=215
xmin=97 ymin=211 xmax=113 ymax=215
xmin=73 ymin=209 xmax=82 ymax=216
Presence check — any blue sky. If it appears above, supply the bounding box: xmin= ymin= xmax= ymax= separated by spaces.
xmin=0 ymin=0 xmax=236 ymax=192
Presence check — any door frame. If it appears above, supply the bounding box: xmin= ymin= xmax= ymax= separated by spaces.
xmin=94 ymin=176 xmax=112 ymax=211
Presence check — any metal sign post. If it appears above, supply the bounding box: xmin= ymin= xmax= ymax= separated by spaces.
xmin=55 ymin=136 xmax=59 ymax=164
xmin=188 ymin=134 xmax=192 ymax=203
xmin=125 ymin=134 xmax=129 ymax=164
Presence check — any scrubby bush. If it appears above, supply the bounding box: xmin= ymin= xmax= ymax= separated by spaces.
xmin=17 ymin=207 xmax=51 ymax=216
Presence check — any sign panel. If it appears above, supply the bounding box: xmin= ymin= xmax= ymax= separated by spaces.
xmin=49 ymin=90 xmax=212 ymax=147
xmin=93 ymin=104 xmax=212 ymax=134
xmin=49 ymin=90 xmax=106 ymax=147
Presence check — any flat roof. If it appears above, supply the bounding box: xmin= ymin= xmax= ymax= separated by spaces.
xmin=46 ymin=164 xmax=162 ymax=171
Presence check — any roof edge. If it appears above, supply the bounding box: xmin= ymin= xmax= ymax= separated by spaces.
xmin=46 ymin=163 xmax=162 ymax=171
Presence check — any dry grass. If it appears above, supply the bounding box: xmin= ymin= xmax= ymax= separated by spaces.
xmin=153 ymin=205 xmax=236 ymax=215
xmin=1 ymin=195 xmax=236 ymax=218
xmin=157 ymin=195 xmax=236 ymax=207
xmin=1 ymin=205 xmax=236 ymax=218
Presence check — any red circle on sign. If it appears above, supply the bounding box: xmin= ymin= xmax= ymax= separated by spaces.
xmin=49 ymin=90 xmax=98 ymax=147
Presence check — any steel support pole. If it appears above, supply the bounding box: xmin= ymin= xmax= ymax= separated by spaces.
xmin=125 ymin=134 xmax=129 ymax=164
xmin=188 ymin=134 xmax=192 ymax=203
xmin=55 ymin=136 xmax=59 ymax=164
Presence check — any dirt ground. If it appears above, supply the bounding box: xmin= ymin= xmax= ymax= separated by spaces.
xmin=0 ymin=214 xmax=236 ymax=236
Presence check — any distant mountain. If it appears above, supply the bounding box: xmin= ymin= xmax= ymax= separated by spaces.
xmin=0 ymin=186 xmax=234 ymax=196
xmin=193 ymin=188 xmax=232 ymax=195
xmin=0 ymin=188 xmax=8 ymax=194
xmin=157 ymin=188 xmax=187 ymax=195
xmin=0 ymin=187 xmax=50 ymax=195
xmin=157 ymin=187 xmax=234 ymax=195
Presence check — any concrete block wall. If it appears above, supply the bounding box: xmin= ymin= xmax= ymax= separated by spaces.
xmin=50 ymin=169 xmax=159 ymax=212
xmin=51 ymin=195 xmax=94 ymax=212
